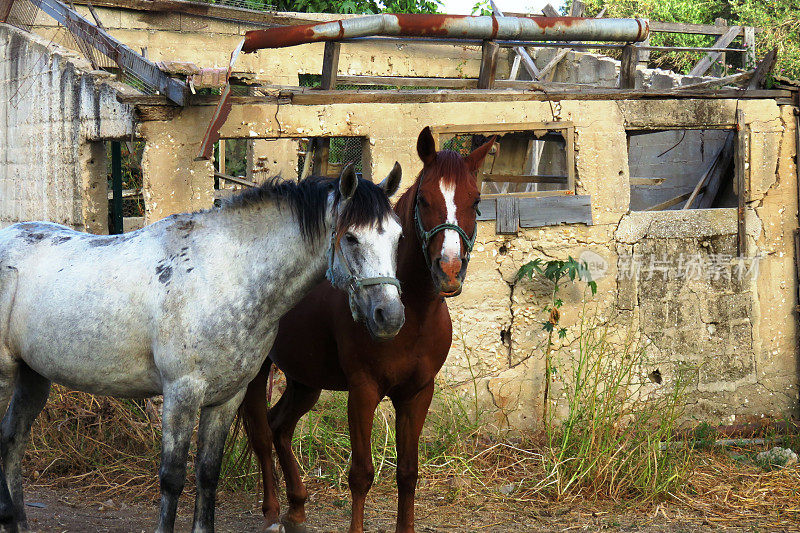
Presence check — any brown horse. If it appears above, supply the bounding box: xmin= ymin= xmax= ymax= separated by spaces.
xmin=239 ymin=127 xmax=495 ymax=533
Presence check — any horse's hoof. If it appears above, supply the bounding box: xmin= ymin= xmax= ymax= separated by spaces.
xmin=264 ymin=522 xmax=285 ymax=533
xmin=279 ymin=516 xmax=309 ymax=533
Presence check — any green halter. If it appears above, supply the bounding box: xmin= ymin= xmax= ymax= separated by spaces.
xmin=413 ymin=177 xmax=477 ymax=268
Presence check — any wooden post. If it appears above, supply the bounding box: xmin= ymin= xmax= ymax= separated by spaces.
xmin=478 ymin=40 xmax=501 ymax=89
xmin=736 ymin=110 xmax=748 ymax=257
xmin=313 ymin=41 xmax=341 ymax=176
xmin=742 ymin=26 xmax=756 ymax=70
xmin=619 ymin=44 xmax=638 ymax=89
xmin=710 ymin=18 xmax=728 ymax=77
xmin=320 ymin=41 xmax=341 ymax=90
xmin=637 ymin=33 xmax=651 ymax=69
xmin=689 ymin=25 xmax=741 ymax=77
xmin=111 ymin=141 xmax=123 ymax=235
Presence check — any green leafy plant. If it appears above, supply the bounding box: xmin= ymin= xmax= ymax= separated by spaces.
xmin=516 ymin=257 xmax=596 ymax=423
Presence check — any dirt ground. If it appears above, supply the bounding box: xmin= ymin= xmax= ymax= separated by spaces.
xmin=22 ymin=481 xmax=800 ymax=533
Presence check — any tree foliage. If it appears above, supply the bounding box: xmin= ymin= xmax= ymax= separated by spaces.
xmin=273 ymin=0 xmax=440 ymax=14
xmin=572 ymin=0 xmax=800 ymax=79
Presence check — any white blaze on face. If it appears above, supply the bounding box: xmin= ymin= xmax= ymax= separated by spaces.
xmin=349 ymin=214 xmax=402 ymax=278
xmin=439 ymin=181 xmax=461 ymax=260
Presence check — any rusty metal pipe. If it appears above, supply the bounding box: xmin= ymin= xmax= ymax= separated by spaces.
xmin=242 ymin=13 xmax=649 ymax=52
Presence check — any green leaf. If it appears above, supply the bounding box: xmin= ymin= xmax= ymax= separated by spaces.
xmin=558 ymin=328 xmax=567 ymax=339
xmin=542 ymin=321 xmax=554 ymax=332
xmin=588 ymin=280 xmax=598 ymax=295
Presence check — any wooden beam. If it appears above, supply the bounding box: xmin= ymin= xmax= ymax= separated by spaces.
xmin=482 ymin=174 xmax=568 ymax=184
xmin=432 ymin=121 xmax=572 ymax=134
xmin=518 ymin=195 xmax=592 ymax=227
xmin=619 ymin=44 xmax=639 ymax=89
xmin=736 ymin=109 xmax=748 ymax=256
xmin=649 ymin=21 xmax=749 ymax=36
xmin=683 ymin=131 xmax=734 ymax=209
xmin=671 ymin=70 xmax=754 ymax=91
xmin=320 ymin=41 xmax=341 ymax=90
xmin=710 ymin=18 xmax=728 ymax=78
xmin=214 ymin=171 xmax=257 ymax=188
xmin=742 ymin=26 xmax=756 ymax=70
xmin=481 ymin=190 xmax=577 ymax=200
xmin=478 ymin=41 xmax=501 ymax=89
xmin=747 ymin=48 xmax=778 ymax=90
xmin=689 ymin=25 xmax=741 ymax=77
xmin=337 ymin=75 xmax=475 ymax=88
xmin=123 ymin=88 xmax=794 ymax=108
xmin=644 ymin=191 xmax=695 ymax=211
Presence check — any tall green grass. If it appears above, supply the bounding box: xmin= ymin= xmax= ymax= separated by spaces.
xmin=539 ymin=304 xmax=691 ymax=500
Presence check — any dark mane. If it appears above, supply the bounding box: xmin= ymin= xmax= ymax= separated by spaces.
xmin=223 ymin=175 xmax=392 ymax=241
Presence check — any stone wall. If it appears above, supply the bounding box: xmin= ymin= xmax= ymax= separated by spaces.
xmin=133 ymin=96 xmax=798 ymax=431
xmin=0 ymin=24 xmax=134 ymax=232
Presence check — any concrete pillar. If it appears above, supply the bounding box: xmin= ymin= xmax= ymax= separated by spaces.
xmin=138 ymin=119 xmax=214 ymax=223
xmin=79 ymin=141 xmax=109 ymax=234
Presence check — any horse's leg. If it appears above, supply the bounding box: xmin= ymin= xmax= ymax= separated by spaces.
xmin=346 ymin=383 xmax=381 ymax=533
xmin=157 ymin=379 xmax=204 ymax=533
xmin=391 ymin=383 xmax=434 ymax=533
xmin=270 ymin=378 xmax=320 ymax=530
xmin=0 ymin=362 xmax=50 ymax=530
xmin=240 ymin=361 xmax=282 ymax=529
xmin=192 ymin=388 xmax=246 ymax=533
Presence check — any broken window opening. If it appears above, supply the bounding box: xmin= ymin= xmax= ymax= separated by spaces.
xmin=106 ymin=140 xmax=144 ymax=234
xmin=297 ymin=136 xmax=366 ymax=179
xmin=627 ymin=129 xmax=737 ymax=212
xmin=429 ymin=123 xmax=590 ymax=234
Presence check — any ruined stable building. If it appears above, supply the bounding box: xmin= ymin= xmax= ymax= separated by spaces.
xmin=1 ymin=0 xmax=799 ymax=432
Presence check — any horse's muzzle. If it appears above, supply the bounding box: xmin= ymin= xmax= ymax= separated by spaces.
xmin=433 ymin=255 xmax=468 ymax=297
xmin=366 ymin=297 xmax=405 ymax=339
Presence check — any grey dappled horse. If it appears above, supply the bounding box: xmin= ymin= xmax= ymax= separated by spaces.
xmin=0 ymin=164 xmax=405 ymax=533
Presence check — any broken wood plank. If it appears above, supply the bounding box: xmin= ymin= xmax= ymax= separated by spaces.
xmin=542 ymin=3 xmax=559 ymax=17
xmin=478 ymin=40 xmax=501 ymax=89
xmin=214 ymin=171 xmax=257 ymax=188
xmin=683 ymin=131 xmax=734 ymax=209
xmin=710 ymin=18 xmax=728 ymax=78
xmin=336 ymin=75 xmax=475 ymax=88
xmin=496 ymin=196 xmax=519 ymax=234
xmin=518 ymin=195 xmax=592 ymax=227
xmin=482 ymin=174 xmax=568 ymax=184
xmin=671 ymin=70 xmax=754 ymax=91
xmin=689 ymin=25 xmax=742 ymax=77
xmin=747 ymin=48 xmax=778 ymax=90
xmin=644 ymin=191 xmax=695 ymax=211
xmin=490 ymin=0 xmax=539 ymax=80
xmin=482 ymin=190 xmax=576 ymax=200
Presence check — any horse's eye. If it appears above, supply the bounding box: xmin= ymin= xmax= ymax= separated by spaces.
xmin=418 ymin=196 xmax=429 ymax=208
xmin=345 ymin=233 xmax=359 ymax=245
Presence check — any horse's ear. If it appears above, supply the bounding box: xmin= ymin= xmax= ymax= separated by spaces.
xmin=417 ymin=127 xmax=436 ymax=166
xmin=339 ymin=162 xmax=358 ymax=200
xmin=465 ymin=135 xmax=496 ymax=173
xmin=378 ymin=161 xmax=402 ymax=197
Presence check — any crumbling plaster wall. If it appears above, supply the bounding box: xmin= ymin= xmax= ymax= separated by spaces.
xmin=31 ymin=7 xmax=493 ymax=86
xmin=0 ymin=23 xmax=134 ymax=232
xmin=137 ymin=96 xmax=798 ymax=431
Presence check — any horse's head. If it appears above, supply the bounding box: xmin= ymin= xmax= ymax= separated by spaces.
xmin=414 ymin=127 xmax=495 ymax=297
xmin=327 ymin=162 xmax=405 ymax=339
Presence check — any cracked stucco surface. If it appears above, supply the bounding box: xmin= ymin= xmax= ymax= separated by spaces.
xmin=136 ymin=96 xmax=798 ymax=432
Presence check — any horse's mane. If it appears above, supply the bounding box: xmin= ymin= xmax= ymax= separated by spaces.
xmin=223 ymin=175 xmax=393 ymax=241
